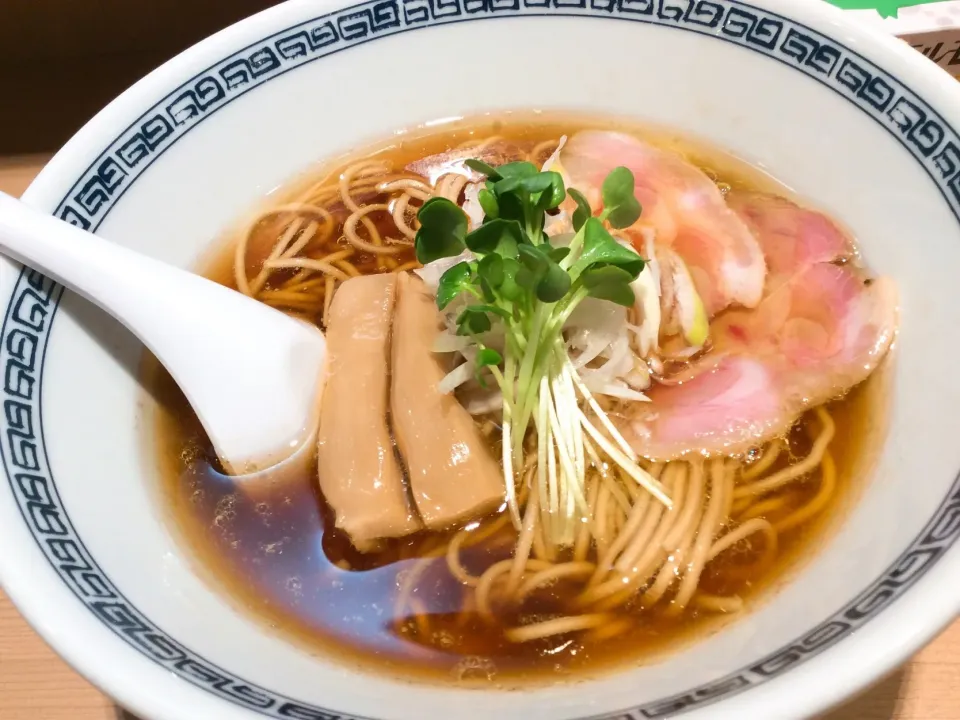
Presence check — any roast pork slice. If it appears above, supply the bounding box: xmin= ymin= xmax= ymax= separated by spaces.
xmin=316 ymin=274 xmax=421 ymax=550
xmin=391 ymin=273 xmax=505 ymax=529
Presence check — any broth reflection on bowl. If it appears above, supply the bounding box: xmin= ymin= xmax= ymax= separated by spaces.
xmin=144 ymin=115 xmax=897 ymax=685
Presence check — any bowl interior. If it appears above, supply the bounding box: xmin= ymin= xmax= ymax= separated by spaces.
xmin=3 ymin=2 xmax=960 ymax=719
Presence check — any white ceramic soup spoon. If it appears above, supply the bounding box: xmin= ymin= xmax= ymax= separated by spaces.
xmin=0 ymin=191 xmax=328 ymax=475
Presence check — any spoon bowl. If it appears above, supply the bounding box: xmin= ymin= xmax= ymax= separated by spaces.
xmin=0 ymin=190 xmax=327 ymax=474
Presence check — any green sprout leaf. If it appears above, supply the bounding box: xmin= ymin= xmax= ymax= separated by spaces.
xmin=436 ymin=261 xmax=474 ymax=309
xmin=582 ymin=265 xmax=635 ymax=287
xmin=465 ymin=159 xmax=501 ymax=180
xmin=466 ymin=218 xmax=523 ymax=257
xmin=545 ymin=172 xmax=566 ymax=210
xmin=499 ymin=258 xmax=524 ymax=302
xmin=520 ymin=173 xmax=556 ymax=194
xmin=477 ymin=254 xmax=505 ymax=288
xmin=475 ymin=347 xmax=504 ymax=389
xmin=568 ymin=187 xmax=592 ymax=232
xmin=515 ymin=265 xmax=536 ymax=292
xmin=601 ymin=167 xmax=635 ymax=207
xmin=607 ymin=198 xmax=642 ymax=230
xmin=585 ymin=282 xmax=636 ymax=307
xmin=416 ymin=198 xmax=467 ymax=264
xmin=456 ymin=304 xmax=510 ymax=336
xmin=600 ymin=167 xmax=642 ymax=229
xmin=517 ymin=243 xmax=549 ymax=277
xmin=476 ymin=347 xmax=503 ymax=367
xmin=478 ymin=188 xmax=499 ymax=218
xmin=493 ymin=177 xmax=522 ymax=196
xmin=531 ymin=171 xmax=566 ymax=212
xmin=492 ymin=162 xmax=541 ymax=196
xmin=495 ymin=191 xmax=526 ymax=224
xmin=571 ymin=218 xmax=645 ymax=280
xmin=457 ymin=310 xmax=491 ymax=335
xmin=538 ymin=262 xmax=571 ymax=302
xmin=474 ymin=348 xmax=503 ymax=389
xmin=497 ymin=161 xmax=539 ymax=180
xmin=517 ymin=244 xmax=570 ymax=303
xmin=515 ymin=246 xmax=543 ymax=293
xmin=582 ymin=265 xmax=637 ymax=307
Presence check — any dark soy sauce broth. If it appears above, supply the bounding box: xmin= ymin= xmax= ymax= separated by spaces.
xmin=143 ymin=115 xmax=890 ymax=686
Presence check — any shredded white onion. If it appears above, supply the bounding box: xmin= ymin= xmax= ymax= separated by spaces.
xmin=541 ymin=135 xmax=568 ymax=173
xmin=463 ymin=388 xmax=504 ymax=415
xmin=586 ymin=334 xmax=634 ymax=383
xmin=666 ymin=248 xmax=708 ymax=348
xmin=581 ymin=379 xmax=649 ymax=402
xmin=461 ymin=182 xmax=484 ymax=229
xmin=632 ymin=268 xmax=661 ymax=357
xmin=614 ymin=232 xmax=661 ymax=358
xmin=541 ymin=137 xmax=573 ymax=238
xmin=565 ymin=294 xmax=651 ymax=396
xmin=566 ymin=298 xmax=627 ymax=370
xmin=433 ymin=332 xmax=472 ymax=353
xmin=438 ymin=361 xmax=474 ymax=395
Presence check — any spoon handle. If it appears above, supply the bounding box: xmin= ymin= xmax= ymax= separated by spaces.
xmin=0 ymin=191 xmax=327 ymax=473
xmin=0 ymin=191 xmax=200 ymax=323
xmin=0 ymin=190 xmax=254 ymax=366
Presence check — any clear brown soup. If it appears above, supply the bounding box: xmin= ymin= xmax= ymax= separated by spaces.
xmin=143 ymin=115 xmax=889 ymax=686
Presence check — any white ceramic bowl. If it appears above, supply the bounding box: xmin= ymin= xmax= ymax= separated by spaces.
xmin=3 ymin=1 xmax=960 ymax=718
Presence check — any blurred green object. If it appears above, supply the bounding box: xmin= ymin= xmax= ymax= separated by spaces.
xmin=826 ymin=0 xmax=944 ymax=18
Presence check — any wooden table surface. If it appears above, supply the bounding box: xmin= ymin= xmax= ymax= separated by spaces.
xmin=1 ymin=157 xmax=958 ymax=720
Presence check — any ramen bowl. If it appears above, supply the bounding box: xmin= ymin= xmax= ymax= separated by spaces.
xmin=3 ymin=0 xmax=960 ymax=718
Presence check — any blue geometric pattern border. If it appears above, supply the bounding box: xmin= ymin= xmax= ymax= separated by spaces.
xmin=2 ymin=1 xmax=960 ymax=719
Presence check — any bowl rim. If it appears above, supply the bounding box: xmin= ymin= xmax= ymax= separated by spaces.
xmin=3 ymin=0 xmax=960 ymax=718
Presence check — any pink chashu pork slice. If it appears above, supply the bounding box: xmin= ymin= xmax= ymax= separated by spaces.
xmin=316 ymin=274 xmax=421 ymax=551
xmin=391 ymin=273 xmax=506 ymax=529
xmin=618 ymin=190 xmax=898 ymax=461
xmin=560 ymin=130 xmax=767 ymax=317
xmin=727 ymin=190 xmax=855 ymax=295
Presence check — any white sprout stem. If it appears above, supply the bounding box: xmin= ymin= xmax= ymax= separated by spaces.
xmin=501 ymin=417 xmax=521 ymax=529
xmin=521 ymin=351 xmax=594 ymax=548
xmin=490 ymin=364 xmax=521 ymax=530
xmin=546 ymin=423 xmax=559 ymax=542
xmin=537 ymin=376 xmax=551 ymax=538
xmin=559 ymin=357 xmax=585 ymax=480
xmin=582 ymin=435 xmax=608 ymax=480
xmin=548 ymin=424 xmax=564 ymax=541
xmin=512 ymin=306 xmax=550 ymax=454
xmin=567 ymin=359 xmax=639 ymax=462
xmin=577 ymin=407 xmax=673 ymax=509
xmin=542 ymin=377 xmax=560 ymax=519
xmin=553 ymin=360 xmax=575 ymax=469
xmin=545 ymin=376 xmax=588 ymax=514
xmin=562 ymin=480 xmax=577 ymax=546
